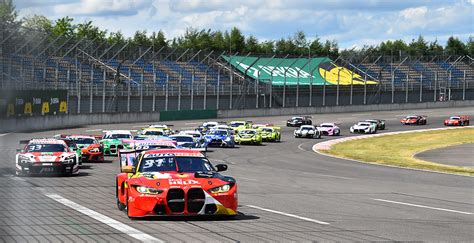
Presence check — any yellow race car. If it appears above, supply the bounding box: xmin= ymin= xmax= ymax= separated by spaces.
xmin=235 ymin=129 xmax=262 ymax=145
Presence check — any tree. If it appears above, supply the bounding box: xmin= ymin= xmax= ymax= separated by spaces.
xmin=309 ymin=37 xmax=324 ymax=56
xmin=428 ymin=39 xmax=443 ymax=55
xmin=131 ymin=30 xmax=151 ymax=47
xmin=76 ymin=21 xmax=107 ymax=42
xmin=408 ymin=35 xmax=428 ymax=56
xmin=445 ymin=36 xmax=467 ymax=55
xmin=150 ymin=30 xmax=168 ymax=49
xmin=211 ymin=30 xmax=226 ymax=52
xmin=244 ymin=35 xmax=260 ymax=54
xmin=467 ymin=36 xmax=474 ymax=56
xmin=22 ymin=14 xmax=52 ymax=33
xmin=52 ymin=16 xmax=76 ymax=38
xmin=108 ymin=31 xmax=126 ymax=45
xmin=259 ymin=40 xmax=274 ymax=54
xmin=0 ymin=0 xmax=18 ymax=26
xmin=227 ymin=27 xmax=245 ymax=54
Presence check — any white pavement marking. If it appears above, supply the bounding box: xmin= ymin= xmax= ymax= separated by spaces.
xmin=85 ymin=129 xmax=102 ymax=132
xmin=45 ymin=194 xmax=162 ymax=243
xmin=239 ymin=177 xmax=258 ymax=181
xmin=246 ymin=205 xmax=330 ymax=225
xmin=185 ymin=122 xmax=199 ymax=125
xmin=0 ymin=133 xmax=9 ymax=137
xmin=372 ymin=198 xmax=473 ymax=215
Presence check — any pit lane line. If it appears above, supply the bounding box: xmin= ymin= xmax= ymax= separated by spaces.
xmin=245 ymin=205 xmax=330 ymax=225
xmin=45 ymin=193 xmax=162 ymax=243
xmin=372 ymin=198 xmax=473 ymax=215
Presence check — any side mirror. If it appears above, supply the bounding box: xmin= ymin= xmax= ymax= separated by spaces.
xmin=215 ymin=164 xmax=228 ymax=172
xmin=121 ymin=166 xmax=136 ymax=174
xmin=16 ymin=149 xmax=24 ymax=153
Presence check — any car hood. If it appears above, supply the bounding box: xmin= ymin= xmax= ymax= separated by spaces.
xmin=204 ymin=135 xmax=228 ymax=140
xmin=132 ymin=171 xmax=235 ymax=189
xmin=352 ymin=125 xmax=370 ymax=129
xmin=100 ymin=139 xmax=122 ymax=144
xmin=19 ymin=152 xmax=76 ymax=162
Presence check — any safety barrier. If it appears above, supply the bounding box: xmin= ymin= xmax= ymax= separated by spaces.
xmin=160 ymin=109 xmax=217 ymax=121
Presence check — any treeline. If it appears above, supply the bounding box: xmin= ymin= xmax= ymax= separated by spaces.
xmin=2 ymin=0 xmax=473 ymax=57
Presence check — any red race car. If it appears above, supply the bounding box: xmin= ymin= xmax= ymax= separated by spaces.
xmin=62 ymin=135 xmax=104 ymax=162
xmin=401 ymin=115 xmax=427 ymax=125
xmin=444 ymin=116 xmax=470 ymax=126
xmin=116 ymin=149 xmax=238 ymax=218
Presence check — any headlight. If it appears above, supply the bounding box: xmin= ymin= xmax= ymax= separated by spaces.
xmin=208 ymin=184 xmax=231 ymax=193
xmin=134 ymin=186 xmax=163 ymax=194
xmin=63 ymin=156 xmax=76 ymax=164
xmin=225 ymin=137 xmax=231 ymax=141
xmin=89 ymin=147 xmax=100 ymax=153
xmin=18 ymin=155 xmax=32 ymax=164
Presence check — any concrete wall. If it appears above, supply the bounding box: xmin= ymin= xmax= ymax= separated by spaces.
xmin=1 ymin=112 xmax=160 ymax=133
xmin=217 ymin=100 xmax=474 ymax=118
xmin=2 ymin=100 xmax=473 ymax=133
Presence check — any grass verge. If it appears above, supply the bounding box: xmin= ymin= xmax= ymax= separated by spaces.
xmin=324 ymin=128 xmax=474 ymax=176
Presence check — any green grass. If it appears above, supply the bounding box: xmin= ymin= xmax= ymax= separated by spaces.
xmin=325 ymin=128 xmax=474 ymax=176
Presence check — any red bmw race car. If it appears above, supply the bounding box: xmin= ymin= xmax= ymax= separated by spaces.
xmin=16 ymin=139 xmax=80 ymax=176
xmin=116 ymin=149 xmax=237 ymax=218
xmin=401 ymin=115 xmax=427 ymax=125
xmin=444 ymin=116 xmax=470 ymax=126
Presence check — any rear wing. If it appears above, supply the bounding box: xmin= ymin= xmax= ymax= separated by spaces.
xmin=19 ymin=140 xmax=30 ymax=145
xmin=119 ymin=149 xmax=140 ymax=170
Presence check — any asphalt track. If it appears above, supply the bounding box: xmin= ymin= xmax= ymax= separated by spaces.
xmin=416 ymin=143 xmax=474 ymax=168
xmin=0 ymin=107 xmax=473 ymax=242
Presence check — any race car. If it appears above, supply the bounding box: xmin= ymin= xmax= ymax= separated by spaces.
xmin=116 ymin=149 xmax=238 ymax=218
xmin=258 ymin=126 xmax=281 ymax=142
xmin=147 ymin=124 xmax=174 ymax=135
xmin=444 ymin=116 xmax=470 ymax=126
xmin=170 ymin=135 xmax=207 ymax=149
xmin=286 ymin=116 xmax=312 ymax=127
xmin=235 ymin=129 xmax=262 ymax=145
xmin=350 ymin=121 xmax=377 ymax=134
xmin=318 ymin=123 xmax=341 ymax=136
xmin=401 ymin=115 xmax=427 ymax=125
xmin=100 ymin=130 xmax=134 ymax=155
xmin=229 ymin=120 xmax=252 ymax=133
xmin=365 ymin=119 xmax=386 ymax=130
xmin=135 ymin=127 xmax=166 ymax=140
xmin=66 ymin=135 xmax=104 ymax=162
xmin=16 ymin=139 xmax=80 ymax=176
xmin=123 ymin=138 xmax=177 ymax=151
xmin=294 ymin=125 xmax=321 ymax=138
xmin=197 ymin=121 xmax=219 ymax=134
xmin=211 ymin=124 xmax=234 ymax=134
xmin=179 ymin=130 xmax=205 ymax=142
xmin=203 ymin=129 xmax=235 ymax=148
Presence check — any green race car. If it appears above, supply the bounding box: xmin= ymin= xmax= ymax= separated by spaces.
xmin=100 ymin=130 xmax=133 ymax=156
xmin=258 ymin=126 xmax=281 ymax=142
xmin=235 ymin=129 xmax=262 ymax=145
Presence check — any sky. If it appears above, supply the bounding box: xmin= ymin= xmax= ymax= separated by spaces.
xmin=14 ymin=0 xmax=474 ymax=49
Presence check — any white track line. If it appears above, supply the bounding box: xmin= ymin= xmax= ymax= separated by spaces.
xmin=85 ymin=129 xmax=102 ymax=132
xmin=45 ymin=194 xmax=162 ymax=242
xmin=0 ymin=133 xmax=9 ymax=137
xmin=372 ymin=198 xmax=473 ymax=215
xmin=246 ymin=205 xmax=330 ymax=225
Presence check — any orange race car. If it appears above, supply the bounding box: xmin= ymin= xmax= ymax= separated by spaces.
xmin=116 ymin=149 xmax=238 ymax=218
xmin=444 ymin=116 xmax=470 ymax=126
xmin=65 ymin=135 xmax=104 ymax=162
xmin=401 ymin=115 xmax=427 ymax=125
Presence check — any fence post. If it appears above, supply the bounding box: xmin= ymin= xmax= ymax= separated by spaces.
xmin=90 ymin=68 xmax=93 ymax=113
xmin=448 ymin=71 xmax=452 ymax=101
xmin=216 ymin=71 xmax=220 ymax=110
xmin=433 ymin=71 xmax=437 ymax=102
xmin=350 ymin=72 xmax=353 ymax=105
xmin=165 ymin=74 xmax=169 ymax=111
xmin=323 ymin=70 xmax=326 ymax=106
xmin=391 ymin=72 xmax=394 ymax=103
xmin=204 ymin=72 xmax=207 ymax=109
xmin=463 ymin=70 xmax=466 ymax=100
xmin=363 ymin=73 xmax=367 ymax=105
xmin=229 ymin=70 xmax=233 ymax=110
xmin=419 ymin=74 xmax=423 ymax=102
xmin=102 ymin=69 xmax=106 ymax=112
xmin=66 ymin=68 xmax=70 ymax=114
xmin=283 ymin=75 xmax=287 ymax=107
xmin=77 ymin=61 xmax=81 ymax=114
xmin=405 ymin=73 xmax=409 ymax=103
xmin=178 ymin=74 xmax=182 ymax=111
xmin=191 ymin=73 xmax=194 ymax=110
xmin=152 ymin=74 xmax=156 ymax=112
xmin=127 ymin=69 xmax=131 ymax=112
xmin=269 ymin=76 xmax=273 ymax=108
xmin=255 ymin=76 xmax=259 ymax=108
xmin=336 ymin=69 xmax=340 ymax=106
xmin=140 ymin=72 xmax=143 ymax=112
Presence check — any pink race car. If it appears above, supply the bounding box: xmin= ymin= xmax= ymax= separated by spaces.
xmin=318 ymin=123 xmax=341 ymax=136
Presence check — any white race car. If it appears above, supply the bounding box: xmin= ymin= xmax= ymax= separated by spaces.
xmin=16 ymin=139 xmax=80 ymax=176
xmin=318 ymin=123 xmax=341 ymax=136
xmin=294 ymin=125 xmax=321 ymax=139
xmin=350 ymin=121 xmax=377 ymax=134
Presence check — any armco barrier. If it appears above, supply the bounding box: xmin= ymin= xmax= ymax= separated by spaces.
xmin=1 ymin=112 xmax=160 ymax=133
xmin=216 ymin=100 xmax=474 ymax=118
xmin=160 ymin=109 xmax=217 ymax=121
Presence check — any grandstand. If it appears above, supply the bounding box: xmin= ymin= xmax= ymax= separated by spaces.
xmin=1 ymin=27 xmax=473 ymax=114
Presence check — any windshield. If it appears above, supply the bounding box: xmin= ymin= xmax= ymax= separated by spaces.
xmin=172 ymin=136 xmax=194 ymax=142
xmin=239 ymin=130 xmax=256 ymax=135
xmin=69 ymin=138 xmax=95 ymax=144
xmin=104 ymin=134 xmax=132 ymax=139
xmin=321 ymin=125 xmax=333 ymax=128
xmin=301 ymin=127 xmax=313 ymax=131
xmin=141 ymin=130 xmax=164 ymax=136
xmin=139 ymin=156 xmax=214 ymax=173
xmin=449 ymin=117 xmax=460 ymax=120
xmin=358 ymin=123 xmax=370 ymax=126
xmin=230 ymin=122 xmax=245 ymax=127
xmin=27 ymin=144 xmax=67 ymax=152
xmin=208 ymin=130 xmax=228 ymax=136
xmin=406 ymin=116 xmax=418 ymax=119
xmin=261 ymin=128 xmax=272 ymax=132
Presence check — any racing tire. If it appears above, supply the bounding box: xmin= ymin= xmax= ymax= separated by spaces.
xmin=125 ymin=192 xmax=136 ymax=219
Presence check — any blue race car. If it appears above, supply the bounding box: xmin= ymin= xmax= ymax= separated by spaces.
xmin=169 ymin=134 xmax=207 ymax=150
xmin=203 ymin=129 xmax=235 ymax=148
